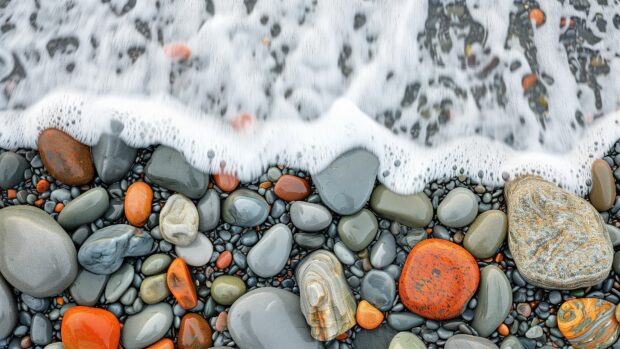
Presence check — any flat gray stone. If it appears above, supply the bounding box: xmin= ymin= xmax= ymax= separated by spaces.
xmin=0 ymin=151 xmax=28 ymax=189
xmin=69 ymin=269 xmax=109 ymax=306
xmin=122 ymin=303 xmax=173 ymax=349
xmin=333 ymin=241 xmax=356 ymax=265
xmin=228 ymin=287 xmax=319 ymax=349
xmin=294 ymin=233 xmax=325 ymax=250
xmin=248 ymin=224 xmax=293 ymax=278
xmin=445 ymin=335 xmax=499 ymax=349
xmin=174 ymin=233 xmax=213 ymax=266
xmin=145 ymin=145 xmax=209 ymax=199
xmin=437 ymin=188 xmax=479 ymax=228
xmin=353 ymin=325 xmax=398 ymax=349
xmin=313 ymin=149 xmax=379 ymax=215
xmin=30 ymin=313 xmax=52 ymax=345
xmin=78 ymin=224 xmax=154 ymax=275
xmin=0 ymin=275 xmax=17 ymax=339
xmin=361 ymin=270 xmax=396 ymax=311
xmin=141 ymin=254 xmax=172 ymax=276
xmin=370 ymin=185 xmax=433 ymax=228
xmin=387 ymin=312 xmax=424 ymax=331
xmin=92 ymin=129 xmax=137 ymax=184
xmin=338 ymin=209 xmax=378 ymax=252
xmin=290 ymin=202 xmax=332 ymax=232
xmin=0 ymin=205 xmax=78 ymax=297
xmin=197 ymin=189 xmax=220 ymax=231
xmin=370 ymin=231 xmax=396 ymax=268
xmin=58 ymin=187 xmax=109 ymax=230
xmin=222 ymin=189 xmax=269 ymax=227
xmin=472 ymin=265 xmax=512 ymax=337
xmin=463 ymin=210 xmax=507 ymax=259
xmin=105 ymin=263 xmax=135 ymax=303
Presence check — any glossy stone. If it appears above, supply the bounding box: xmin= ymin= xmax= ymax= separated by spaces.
xmin=213 ymin=173 xmax=239 ymax=192
xmin=175 ymin=233 xmax=213 ymax=267
xmin=370 ymin=231 xmax=397 ymax=268
xmin=399 ymin=239 xmax=479 ymax=320
xmin=166 ymin=258 xmax=198 ymax=309
xmin=104 ymin=263 xmax=134 ymax=302
xmin=124 ymin=182 xmax=153 ymax=227
xmin=313 ymin=149 xmax=379 ymax=215
xmin=122 ymin=303 xmax=173 ymax=349
xmin=178 ymin=313 xmax=213 ymax=349
xmin=472 ymin=265 xmax=512 ymax=337
xmin=141 ymin=254 xmax=172 ymax=276
xmin=437 ymin=187 xmax=479 ymax=228
xmin=294 ymin=233 xmax=326 ymax=250
xmin=69 ymin=269 xmax=109 ymax=306
xmin=500 ymin=336 xmax=525 ymax=349
xmin=145 ymin=146 xmax=209 ymax=199
xmin=222 ymin=189 xmax=269 ymax=227
xmin=357 ymin=300 xmax=384 ymax=330
xmin=389 ymin=332 xmax=427 ymax=349
xmin=31 ymin=312 xmax=53 ymax=345
xmin=590 ymin=159 xmax=616 ymax=211
xmin=361 ymin=270 xmax=396 ymax=311
xmin=0 ymin=151 xmax=28 ymax=189
xmin=290 ymin=201 xmax=332 ymax=232
xmin=159 ymin=194 xmax=199 ymax=246
xmin=197 ymin=189 xmax=220 ymax=231
xmin=0 ymin=275 xmax=17 ymax=339
xmin=386 ymin=312 xmax=424 ymax=331
xmin=463 ymin=210 xmax=507 ymax=259
xmin=505 ymin=176 xmax=613 ymax=289
xmin=247 ymin=223 xmax=293 ymax=277
xmin=58 ymin=188 xmax=109 ymax=230
xmin=38 ymin=128 xmax=95 ymax=185
xmin=0 ymin=205 xmax=78 ymax=297
xmin=274 ymin=175 xmax=311 ymax=201
xmin=211 ymin=275 xmax=246 ymax=305
xmin=370 ymin=185 xmax=433 ymax=228
xmin=445 ymin=335 xmax=499 ymax=349
xmin=338 ymin=209 xmax=378 ymax=252
xmin=147 ymin=339 xmax=174 ymax=349
xmin=558 ymin=298 xmax=620 ymax=349
xmin=296 ymin=250 xmax=356 ymax=341
xmin=140 ymin=274 xmax=170 ymax=304
xmin=61 ymin=306 xmax=121 ymax=349
xmin=92 ymin=130 xmax=137 ymax=184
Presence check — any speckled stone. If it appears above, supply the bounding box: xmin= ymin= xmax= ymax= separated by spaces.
xmin=437 ymin=187 xmax=478 ymax=228
xmin=463 ymin=210 xmax=507 ymax=259
xmin=57 ymin=187 xmax=109 ymax=230
xmin=197 ymin=189 xmax=220 ymax=232
xmin=222 ymin=189 xmax=269 ymax=227
xmin=445 ymin=335 xmax=499 ymax=349
xmin=159 ymin=194 xmax=199 ymax=246
xmin=361 ymin=270 xmax=396 ymax=311
xmin=370 ymin=185 xmax=433 ymax=228
xmin=472 ymin=265 xmax=512 ymax=337
xmin=69 ymin=269 xmax=109 ymax=306
xmin=290 ymin=201 xmax=332 ymax=232
xmin=145 ymin=145 xmax=209 ymax=199
xmin=389 ymin=332 xmax=426 ymax=349
xmin=505 ymin=176 xmax=613 ymax=289
xmin=0 ymin=151 xmax=28 ymax=189
xmin=338 ymin=209 xmax=378 ymax=252
xmin=92 ymin=128 xmax=138 ymax=184
xmin=0 ymin=275 xmax=17 ymax=339
xmin=121 ymin=303 xmax=173 ymax=349
xmin=247 ymin=224 xmax=293 ymax=278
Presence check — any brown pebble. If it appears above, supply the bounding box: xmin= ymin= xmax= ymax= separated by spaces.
xmin=590 ymin=159 xmax=616 ymax=211
xmin=37 ymin=128 xmax=95 ymax=185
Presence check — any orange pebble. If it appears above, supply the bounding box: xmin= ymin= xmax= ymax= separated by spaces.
xmin=166 ymin=258 xmax=198 ymax=310
xmin=61 ymin=306 xmax=120 ymax=349
xmin=498 ymin=323 xmax=510 ymax=336
xmin=147 ymin=338 xmax=174 ymax=349
xmin=178 ymin=313 xmax=213 ymax=349
xmin=231 ymin=112 xmax=256 ymax=130
xmin=36 ymin=179 xmax=49 ymax=193
xmin=215 ymin=311 xmax=228 ymax=332
xmin=213 ymin=173 xmax=239 ymax=192
xmin=124 ymin=182 xmax=153 ymax=227
xmin=34 ymin=199 xmax=45 ymax=207
xmin=273 ymin=174 xmax=311 ymax=201
xmin=6 ymin=189 xmax=16 ymax=199
xmin=54 ymin=203 xmax=65 ymax=213
xmin=529 ymin=8 xmax=546 ymax=27
xmin=163 ymin=43 xmax=191 ymax=60
xmin=356 ymin=300 xmax=384 ymax=330
xmin=336 ymin=332 xmax=348 ymax=341
xmin=56 ymin=296 xmax=64 ymax=305
xmin=522 ymin=74 xmax=537 ymax=92
xmin=216 ymin=251 xmax=233 ymax=269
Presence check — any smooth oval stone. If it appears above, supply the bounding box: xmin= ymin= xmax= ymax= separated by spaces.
xmin=294 ymin=233 xmax=325 ymax=250
xmin=105 ymin=263 xmax=134 ymax=303
xmin=69 ymin=269 xmax=109 ymax=306
xmin=290 ymin=201 xmax=332 ymax=232
xmin=211 ymin=276 xmax=246 ymax=305
xmin=247 ymin=224 xmax=293 ymax=278
xmin=506 ymin=176 xmax=613 ymax=289
xmin=312 ymin=149 xmax=379 ymax=215
xmin=122 ymin=303 xmax=173 ymax=349
xmin=370 ymin=231 xmax=397 ymax=268
xmin=62 ymin=306 xmax=120 ymax=349
xmin=353 ymin=325 xmax=398 ymax=349
xmin=140 ymin=274 xmax=170 ymax=304
xmin=222 ymin=189 xmax=269 ymax=227
xmin=387 ymin=312 xmax=424 ymax=331
xmin=31 ymin=312 xmax=52 ymax=345
xmin=334 ymin=241 xmax=356 ymax=265
xmin=558 ymin=298 xmax=620 ymax=349
xmin=92 ymin=130 xmax=138 ymax=184
xmin=159 ymin=194 xmax=199 ymax=246
xmin=614 ymin=251 xmax=620 ymax=275
xmin=124 ymin=182 xmax=153 ymax=227
xmin=274 ymin=175 xmax=311 ymax=201
xmin=0 ymin=275 xmax=17 ymax=339
xmin=370 ymin=185 xmax=433 ymax=228
xmin=0 ymin=151 xmax=28 ymax=189
xmin=500 ymin=336 xmax=525 ymax=349
xmin=38 ymin=128 xmax=95 ymax=186
xmin=144 ymin=146 xmax=209 ymax=199
xmin=228 ymin=288 xmax=318 ymax=349
xmin=445 ymin=334 xmax=499 ymax=349
xmin=174 ymin=233 xmax=213 ymax=266
xmin=389 ymin=332 xmax=426 ymax=349
xmin=361 ymin=270 xmax=396 ymax=311
xmin=607 ymin=224 xmax=620 ymax=247
xmin=437 ymin=188 xmax=478 ymax=228
xmin=338 ymin=209 xmax=378 ymax=252
xmin=178 ymin=313 xmax=213 ymax=349
xmin=590 ymin=159 xmax=616 ymax=211
xmin=197 ymin=189 xmax=220 ymax=231
xmin=463 ymin=210 xmax=507 ymax=259
xmin=58 ymin=188 xmax=109 ymax=230
xmin=0 ymin=205 xmax=78 ymax=297
xmin=472 ymin=265 xmax=512 ymax=337
xmin=141 ymin=254 xmax=172 ymax=276
xmin=78 ymin=224 xmax=154 ymax=275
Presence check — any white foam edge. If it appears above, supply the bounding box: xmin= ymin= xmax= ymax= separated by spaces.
xmin=0 ymin=89 xmax=618 ymax=196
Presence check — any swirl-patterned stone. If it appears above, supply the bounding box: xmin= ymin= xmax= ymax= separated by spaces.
xmin=557 ymin=298 xmax=620 ymax=349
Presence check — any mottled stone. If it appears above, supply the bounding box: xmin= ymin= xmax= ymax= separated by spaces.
xmin=247 ymin=224 xmax=293 ymax=277
xmin=105 ymin=263 xmax=134 ymax=303
xmin=361 ymin=270 xmax=396 ymax=311
xmin=78 ymin=224 xmax=154 ymax=275
xmin=290 ymin=201 xmax=332 ymax=232
xmin=505 ymin=176 xmax=613 ymax=289
xmin=38 ymin=129 xmax=95 ymax=185
xmin=370 ymin=231 xmax=397 ymax=268
xmin=558 ymin=298 xmax=620 ymax=349
xmin=463 ymin=210 xmax=507 ymax=259
xmin=590 ymin=159 xmax=616 ymax=211
xmin=296 ymin=250 xmax=356 ymax=341
xmin=0 ymin=151 xmax=28 ymax=189
xmin=145 ymin=146 xmax=209 ymax=199
xmin=174 ymin=233 xmax=213 ymax=266
xmin=197 ymin=189 xmax=220 ymax=232
xmin=313 ymin=149 xmax=379 ymax=215
xmin=69 ymin=269 xmax=109 ymax=306
xmin=445 ymin=335 xmax=499 ymax=349
xmin=389 ymin=332 xmax=426 ymax=349
xmin=122 ymin=303 xmax=173 ymax=349
xmin=472 ymin=266 xmax=512 ymax=337
xmin=140 ymin=274 xmax=170 ymax=304
xmin=228 ymin=288 xmax=318 ymax=349
xmin=159 ymin=194 xmax=199 ymax=246
xmin=58 ymin=188 xmax=109 ymax=230
xmin=370 ymin=185 xmax=433 ymax=228
xmin=92 ymin=130 xmax=137 ymax=184
xmin=0 ymin=275 xmax=17 ymax=339
xmin=437 ymin=188 xmax=478 ymax=228
xmin=338 ymin=209 xmax=378 ymax=252
xmin=211 ymin=275 xmax=246 ymax=306
xmin=0 ymin=205 xmax=78 ymax=297
xmin=222 ymin=189 xmax=269 ymax=227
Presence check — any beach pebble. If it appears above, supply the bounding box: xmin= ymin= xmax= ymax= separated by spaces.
xmin=389 ymin=332 xmax=427 ymax=349
xmin=140 ymin=274 xmax=170 ymax=304
xmin=222 ymin=189 xmax=269 ymax=227
xmin=178 ymin=313 xmax=213 ymax=348
xmin=333 ymin=241 xmax=356 ymax=265
xmin=387 ymin=312 xmax=424 ymax=331
xmin=196 ymin=189 xmax=220 ymax=231
xmin=338 ymin=208 xmax=378 ymax=252
xmin=274 ymin=174 xmax=311 ymax=201
xmin=290 ymin=201 xmax=332 ymax=231
xmin=437 ymin=187 xmax=478 ymax=228
xmin=37 ymin=128 xmax=95 ymax=185
xmin=121 ymin=303 xmax=173 ymax=349
xmin=590 ymin=159 xmax=616 ymax=211
xmin=361 ymin=270 xmax=396 ymax=311
xmin=353 ymin=325 xmax=398 ymax=349
xmin=58 ymin=187 xmax=109 ymax=230
xmin=213 ymin=173 xmax=239 ymax=192
xmin=445 ymin=334 xmax=499 ymax=349
xmin=608 ymin=224 xmax=620 ymax=247
xmin=30 ymin=313 xmax=52 ymax=345
xmin=463 ymin=210 xmax=507 ymax=258
xmin=166 ymin=258 xmax=198 ymax=310
xmin=558 ymin=298 xmax=620 ymax=348
xmin=472 ymin=265 xmax=512 ymax=337
xmin=0 ymin=151 xmax=28 ymax=189
xmin=247 ymin=223 xmax=292 ymax=278
xmin=159 ymin=194 xmax=199 ymax=246
xmin=294 ymin=233 xmax=325 ymax=250
xmin=211 ymin=275 xmax=246 ymax=305
xmin=174 ymin=233 xmax=213 ymax=266
xmin=141 ymin=254 xmax=172 ymax=276
xmin=370 ymin=184 xmax=433 ymax=227
xmin=105 ymin=263 xmax=134 ymax=303
xmin=145 ymin=146 xmax=209 ymax=199
xmin=0 ymin=275 xmax=17 ymax=339
xmin=370 ymin=231 xmax=397 ymax=268
xmin=356 ymin=300 xmax=384 ymax=330
xmin=124 ymin=182 xmax=153 ymax=227
xmin=92 ymin=130 xmax=137 ymax=184
xmin=500 ymin=336 xmax=524 ymax=349
xmin=69 ymin=269 xmax=109 ymax=306
xmin=62 ymin=306 xmax=120 ymax=349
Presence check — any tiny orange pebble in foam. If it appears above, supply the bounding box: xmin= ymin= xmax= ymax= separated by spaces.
xmin=163 ymin=43 xmax=191 ymax=60
xmin=529 ymin=8 xmax=545 ymax=27
xmin=231 ymin=112 xmax=256 ymax=130
xmin=522 ymin=74 xmax=537 ymax=92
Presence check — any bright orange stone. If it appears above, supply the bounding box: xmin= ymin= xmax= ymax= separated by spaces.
xmin=6 ymin=189 xmax=16 ymax=199
xmin=215 ymin=311 xmax=228 ymax=332
xmin=38 ymin=129 xmax=95 ymax=186
xmin=36 ymin=179 xmax=49 ymax=193
xmin=273 ymin=175 xmax=310 ymax=201
xmin=166 ymin=258 xmax=198 ymax=310
xmin=178 ymin=313 xmax=213 ymax=349
xmin=356 ymin=300 xmax=384 ymax=330
xmin=336 ymin=332 xmax=348 ymax=341
xmin=54 ymin=203 xmax=65 ymax=213
xmin=163 ymin=43 xmax=191 ymax=60
xmin=61 ymin=306 xmax=121 ymax=349
xmin=216 ymin=251 xmax=233 ymax=269
xmin=522 ymin=74 xmax=537 ymax=92
xmin=529 ymin=8 xmax=545 ymax=27
xmin=147 ymin=338 xmax=174 ymax=349
xmin=213 ymin=173 xmax=239 ymax=192
xmin=231 ymin=112 xmax=256 ymax=130
xmin=124 ymin=182 xmax=153 ymax=227
xmin=399 ymin=239 xmax=479 ymax=320
xmin=498 ymin=323 xmax=510 ymax=336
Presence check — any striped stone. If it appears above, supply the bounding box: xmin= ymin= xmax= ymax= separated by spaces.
xmin=558 ymin=298 xmax=620 ymax=349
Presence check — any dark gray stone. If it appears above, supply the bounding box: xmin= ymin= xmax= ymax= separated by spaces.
xmin=370 ymin=231 xmax=396 ymax=268
xmin=145 ymin=146 xmax=209 ymax=199
xmin=69 ymin=269 xmax=109 ymax=306
xmin=92 ymin=130 xmax=137 ymax=184
xmin=0 ymin=275 xmax=17 ymax=338
xmin=222 ymin=189 xmax=269 ymax=227
xmin=57 ymin=188 xmax=109 ymax=230
xmin=361 ymin=270 xmax=396 ymax=311
xmin=472 ymin=265 xmax=512 ymax=337
xmin=353 ymin=325 xmax=398 ymax=349
xmin=30 ymin=313 xmax=52 ymax=345
xmin=197 ymin=189 xmax=220 ymax=231
xmin=387 ymin=312 xmax=425 ymax=331
xmin=294 ymin=233 xmax=325 ymax=250
xmin=0 ymin=152 xmax=28 ymax=189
